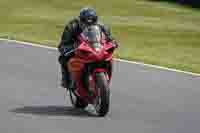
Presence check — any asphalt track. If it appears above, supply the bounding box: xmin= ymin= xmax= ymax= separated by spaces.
xmin=0 ymin=40 xmax=200 ymax=133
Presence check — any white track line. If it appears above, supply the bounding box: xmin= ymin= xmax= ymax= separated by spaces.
xmin=1 ymin=38 xmax=200 ymax=77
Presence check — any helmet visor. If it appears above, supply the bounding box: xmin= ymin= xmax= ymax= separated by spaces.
xmin=81 ymin=16 xmax=97 ymax=25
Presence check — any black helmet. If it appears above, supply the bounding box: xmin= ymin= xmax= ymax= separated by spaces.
xmin=79 ymin=7 xmax=98 ymax=25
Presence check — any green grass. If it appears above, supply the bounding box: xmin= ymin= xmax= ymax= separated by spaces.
xmin=1 ymin=0 xmax=200 ymax=73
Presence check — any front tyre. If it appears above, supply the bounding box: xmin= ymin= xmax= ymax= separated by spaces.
xmin=95 ymin=72 xmax=110 ymax=117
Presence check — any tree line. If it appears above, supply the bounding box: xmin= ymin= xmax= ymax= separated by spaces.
xmin=151 ymin=0 xmax=200 ymax=8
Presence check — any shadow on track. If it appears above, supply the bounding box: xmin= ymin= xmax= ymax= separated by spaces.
xmin=10 ymin=105 xmax=97 ymax=118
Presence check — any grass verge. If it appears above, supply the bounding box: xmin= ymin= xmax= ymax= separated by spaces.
xmin=0 ymin=0 xmax=200 ymax=73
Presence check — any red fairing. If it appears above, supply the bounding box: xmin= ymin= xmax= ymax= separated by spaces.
xmin=67 ymin=26 xmax=117 ymax=104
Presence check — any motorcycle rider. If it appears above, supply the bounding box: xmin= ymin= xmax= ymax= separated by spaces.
xmin=58 ymin=7 xmax=118 ymax=89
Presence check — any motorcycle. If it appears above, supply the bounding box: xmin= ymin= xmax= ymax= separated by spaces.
xmin=64 ymin=25 xmax=118 ymax=116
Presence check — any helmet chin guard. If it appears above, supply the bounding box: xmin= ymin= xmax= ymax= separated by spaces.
xmin=79 ymin=7 xmax=98 ymax=25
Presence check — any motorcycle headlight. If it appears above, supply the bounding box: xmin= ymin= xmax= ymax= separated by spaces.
xmin=79 ymin=50 xmax=90 ymax=57
xmin=107 ymin=47 xmax=114 ymax=54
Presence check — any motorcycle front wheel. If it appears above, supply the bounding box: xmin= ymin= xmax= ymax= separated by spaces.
xmin=94 ymin=72 xmax=110 ymax=117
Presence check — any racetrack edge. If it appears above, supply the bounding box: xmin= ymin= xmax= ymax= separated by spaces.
xmin=1 ymin=38 xmax=200 ymax=77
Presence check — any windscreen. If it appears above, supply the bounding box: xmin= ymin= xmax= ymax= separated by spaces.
xmin=82 ymin=25 xmax=102 ymax=50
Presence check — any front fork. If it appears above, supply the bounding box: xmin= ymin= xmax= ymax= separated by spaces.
xmin=72 ymin=61 xmax=112 ymax=103
xmin=75 ymin=68 xmax=110 ymax=103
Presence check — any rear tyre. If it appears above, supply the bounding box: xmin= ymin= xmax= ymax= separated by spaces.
xmin=95 ymin=72 xmax=110 ymax=117
xmin=69 ymin=89 xmax=88 ymax=109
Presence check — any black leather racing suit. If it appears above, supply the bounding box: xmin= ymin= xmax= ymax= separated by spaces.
xmin=58 ymin=17 xmax=115 ymax=87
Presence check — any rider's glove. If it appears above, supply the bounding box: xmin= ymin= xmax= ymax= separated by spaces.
xmin=111 ymin=40 xmax=119 ymax=48
xmin=63 ymin=46 xmax=75 ymax=57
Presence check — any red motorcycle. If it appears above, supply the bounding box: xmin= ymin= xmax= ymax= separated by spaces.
xmin=65 ymin=25 xmax=118 ymax=116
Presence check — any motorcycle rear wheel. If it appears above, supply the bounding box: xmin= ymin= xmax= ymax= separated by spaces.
xmin=69 ymin=89 xmax=88 ymax=109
